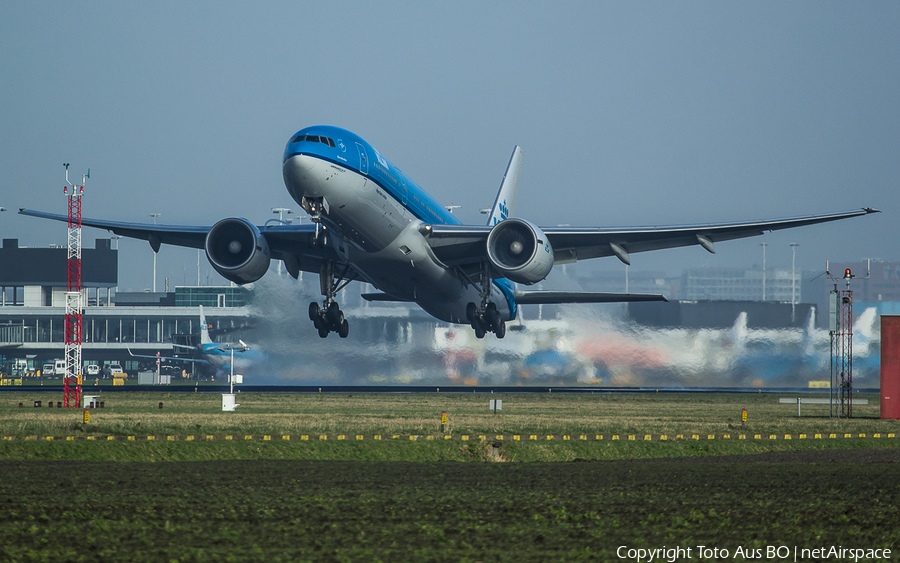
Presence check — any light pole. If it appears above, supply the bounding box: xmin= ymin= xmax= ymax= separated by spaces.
xmin=218 ymin=341 xmax=250 ymax=406
xmin=272 ymin=207 xmax=293 ymax=223
xmin=760 ymin=243 xmax=767 ymax=301
xmin=271 ymin=208 xmax=293 ymax=275
xmin=790 ymin=243 xmax=799 ymax=323
xmin=149 ymin=213 xmax=161 ymax=292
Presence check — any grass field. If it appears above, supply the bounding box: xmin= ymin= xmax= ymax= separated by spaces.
xmin=1 ymin=391 xmax=898 ymax=561
xmin=0 ymin=390 xmax=894 ymax=440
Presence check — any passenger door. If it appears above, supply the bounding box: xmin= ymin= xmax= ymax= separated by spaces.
xmin=355 ymin=142 xmax=368 ymax=176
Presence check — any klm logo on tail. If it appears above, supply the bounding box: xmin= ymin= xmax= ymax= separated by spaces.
xmin=487 ymin=146 xmax=523 ymax=226
xmin=493 ymin=200 xmax=510 ymax=225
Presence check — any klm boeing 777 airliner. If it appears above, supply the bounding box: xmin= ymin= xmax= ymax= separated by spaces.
xmin=21 ymin=126 xmax=877 ymax=339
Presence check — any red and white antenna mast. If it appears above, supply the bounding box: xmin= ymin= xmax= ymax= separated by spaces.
xmin=63 ymin=163 xmax=86 ymax=408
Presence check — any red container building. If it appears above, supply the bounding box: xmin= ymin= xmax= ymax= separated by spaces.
xmin=881 ymin=315 xmax=900 ymax=419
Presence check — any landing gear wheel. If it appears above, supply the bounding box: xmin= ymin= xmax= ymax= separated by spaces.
xmin=495 ymin=320 xmax=506 ymax=339
xmin=466 ymin=302 xmax=477 ymax=324
xmin=327 ymin=302 xmax=343 ymax=326
xmin=487 ymin=308 xmax=502 ymax=332
xmin=474 ymin=323 xmax=486 ymax=339
xmin=338 ymin=319 xmax=349 ymax=338
xmin=317 ymin=326 xmax=329 ymax=338
xmin=308 ymin=302 xmax=320 ymax=322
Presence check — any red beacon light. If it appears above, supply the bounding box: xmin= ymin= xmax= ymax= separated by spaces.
xmin=844 ymin=268 xmax=852 ymax=279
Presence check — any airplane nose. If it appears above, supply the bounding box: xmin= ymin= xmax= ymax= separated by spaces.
xmin=283 ymin=154 xmax=322 ymax=201
xmin=284 ymin=153 xmax=316 ymax=173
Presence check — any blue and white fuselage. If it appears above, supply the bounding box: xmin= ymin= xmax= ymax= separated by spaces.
xmin=282 ymin=126 xmax=515 ymax=325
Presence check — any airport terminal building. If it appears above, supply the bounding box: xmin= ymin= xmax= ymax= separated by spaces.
xmin=0 ymin=238 xmax=250 ymax=377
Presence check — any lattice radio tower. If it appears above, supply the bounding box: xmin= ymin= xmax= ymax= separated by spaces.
xmin=827 ymin=261 xmax=868 ymax=418
xmin=63 ymin=164 xmax=87 ymax=408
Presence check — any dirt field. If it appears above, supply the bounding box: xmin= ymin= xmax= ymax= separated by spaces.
xmin=613 ymin=447 xmax=900 ymax=464
xmin=2 ymin=449 xmax=898 ymax=562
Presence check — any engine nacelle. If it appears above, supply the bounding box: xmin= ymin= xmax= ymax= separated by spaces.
xmin=205 ymin=218 xmax=271 ymax=284
xmin=486 ymin=218 xmax=554 ymax=285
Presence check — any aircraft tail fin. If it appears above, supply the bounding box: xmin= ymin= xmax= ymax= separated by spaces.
xmin=486 ymin=146 xmax=523 ymax=226
xmin=199 ymin=305 xmax=213 ymax=345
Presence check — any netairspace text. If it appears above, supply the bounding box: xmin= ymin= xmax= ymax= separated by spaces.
xmin=616 ymin=545 xmax=892 ymax=562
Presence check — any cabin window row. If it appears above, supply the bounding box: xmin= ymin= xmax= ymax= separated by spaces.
xmin=290 ymin=134 xmax=336 ymax=148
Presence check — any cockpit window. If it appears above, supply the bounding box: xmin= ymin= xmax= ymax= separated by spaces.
xmin=290 ymin=134 xmax=335 ymax=148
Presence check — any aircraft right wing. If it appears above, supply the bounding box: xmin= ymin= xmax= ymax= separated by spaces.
xmin=541 ymin=208 xmax=880 ymax=265
xmin=424 ymin=208 xmax=879 ymax=270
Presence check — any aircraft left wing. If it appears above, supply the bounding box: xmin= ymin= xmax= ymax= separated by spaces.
xmin=424 ymin=208 xmax=878 ymax=269
xmin=19 ymin=209 xmax=210 ymax=250
xmin=18 ymin=208 xmax=338 ymax=276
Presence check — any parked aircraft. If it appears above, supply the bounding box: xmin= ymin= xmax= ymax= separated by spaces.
xmin=128 ymin=306 xmax=260 ymax=376
xmin=21 ymin=126 xmax=877 ymax=339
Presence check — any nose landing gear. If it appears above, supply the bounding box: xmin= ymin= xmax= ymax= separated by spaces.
xmin=302 ymin=197 xmax=329 ymax=249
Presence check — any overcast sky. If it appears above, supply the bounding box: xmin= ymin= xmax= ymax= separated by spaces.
xmin=1 ymin=2 xmax=897 ymax=292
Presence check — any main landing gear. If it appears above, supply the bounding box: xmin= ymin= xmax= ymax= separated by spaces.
xmin=466 ymin=302 xmax=506 ymax=339
xmin=309 ymin=301 xmax=349 ymax=338
xmin=465 ymin=263 xmax=506 ymax=339
xmin=309 ymin=261 xmax=352 ymax=338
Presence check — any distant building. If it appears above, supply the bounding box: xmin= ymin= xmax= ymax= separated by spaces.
xmin=680 ymin=267 xmax=801 ymax=302
xmin=1 ymin=238 xmax=116 ymax=306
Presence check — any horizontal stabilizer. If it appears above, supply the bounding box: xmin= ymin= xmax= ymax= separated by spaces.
xmin=127 ymin=347 xmax=212 ymax=365
xmin=514 ymin=291 xmax=668 ymax=305
xmin=361 ymin=293 xmax=414 ymax=303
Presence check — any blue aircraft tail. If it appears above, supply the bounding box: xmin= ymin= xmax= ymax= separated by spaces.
xmin=486 ymin=146 xmax=523 ymax=226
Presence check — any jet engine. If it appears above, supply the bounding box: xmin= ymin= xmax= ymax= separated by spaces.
xmin=205 ymin=218 xmax=271 ymax=284
xmin=486 ymin=218 xmax=554 ymax=284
